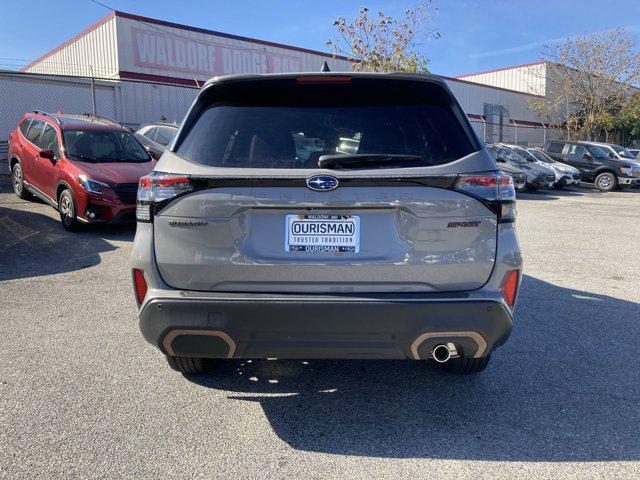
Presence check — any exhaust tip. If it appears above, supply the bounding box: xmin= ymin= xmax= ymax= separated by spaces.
xmin=432 ymin=344 xmax=452 ymax=363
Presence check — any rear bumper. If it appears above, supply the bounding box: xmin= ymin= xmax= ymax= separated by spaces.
xmin=131 ymin=221 xmax=522 ymax=361
xmin=138 ymin=293 xmax=513 ymax=360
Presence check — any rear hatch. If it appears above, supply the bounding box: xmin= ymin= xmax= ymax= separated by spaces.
xmin=147 ymin=74 xmax=506 ymax=294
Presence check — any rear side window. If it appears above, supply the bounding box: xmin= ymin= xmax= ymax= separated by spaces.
xmin=142 ymin=127 xmax=157 ymax=141
xmin=567 ymin=145 xmax=586 ymax=158
xmin=26 ymin=119 xmax=45 ymax=144
xmin=176 ymin=81 xmax=476 ymax=169
xmin=19 ymin=118 xmax=32 ymax=136
xmin=155 ymin=126 xmax=177 ymax=146
xmin=546 ymin=142 xmax=565 ymax=154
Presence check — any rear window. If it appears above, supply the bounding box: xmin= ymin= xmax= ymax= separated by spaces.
xmin=176 ymin=80 xmax=476 ymax=169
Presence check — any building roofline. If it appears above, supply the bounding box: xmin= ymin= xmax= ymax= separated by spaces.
xmin=22 ymin=10 xmax=352 ymax=74
xmin=21 ymin=12 xmax=116 ymax=72
xmin=113 ymin=11 xmax=351 ymax=62
xmin=441 ymin=74 xmax=545 ymax=98
xmin=455 ymin=61 xmax=546 ymax=79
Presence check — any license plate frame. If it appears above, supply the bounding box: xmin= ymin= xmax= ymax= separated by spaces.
xmin=285 ymin=214 xmax=360 ymax=253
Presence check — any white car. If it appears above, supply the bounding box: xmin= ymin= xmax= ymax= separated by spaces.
xmin=509 ymin=145 xmax=581 ymax=188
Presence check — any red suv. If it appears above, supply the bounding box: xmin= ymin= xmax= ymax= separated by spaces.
xmin=8 ymin=112 xmax=156 ymax=230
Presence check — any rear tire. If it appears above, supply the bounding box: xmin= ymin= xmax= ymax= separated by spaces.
xmin=595 ymin=172 xmax=617 ymax=192
xmin=165 ymin=355 xmax=215 ymax=373
xmin=12 ymin=162 xmax=32 ymax=200
xmin=58 ymin=189 xmax=80 ymax=232
xmin=439 ymin=354 xmax=491 ymax=374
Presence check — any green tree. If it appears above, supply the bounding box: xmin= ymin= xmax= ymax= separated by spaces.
xmin=326 ymin=3 xmax=440 ymax=73
xmin=614 ymin=92 xmax=640 ymax=143
xmin=534 ymin=29 xmax=640 ymax=140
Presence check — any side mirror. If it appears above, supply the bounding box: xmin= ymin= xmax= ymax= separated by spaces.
xmin=582 ymin=153 xmax=592 ymax=160
xmin=496 ymin=157 xmax=506 ymax=163
xmin=39 ymin=149 xmax=56 ymax=162
xmin=526 ymin=157 xmax=536 ymax=163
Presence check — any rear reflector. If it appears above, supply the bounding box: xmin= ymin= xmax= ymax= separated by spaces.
xmin=502 ymin=270 xmax=519 ymax=306
xmin=133 ymin=269 xmax=148 ymax=304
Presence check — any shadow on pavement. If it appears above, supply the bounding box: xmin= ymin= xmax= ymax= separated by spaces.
xmin=0 ymin=203 xmax=135 ymax=281
xmin=186 ymin=275 xmax=640 ymax=462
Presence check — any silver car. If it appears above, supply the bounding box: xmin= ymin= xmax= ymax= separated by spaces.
xmin=518 ymin=146 xmax=581 ymax=188
xmin=131 ymin=73 xmax=522 ymax=375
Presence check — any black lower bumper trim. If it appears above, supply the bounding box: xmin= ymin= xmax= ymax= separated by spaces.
xmin=139 ymin=294 xmax=513 ymax=360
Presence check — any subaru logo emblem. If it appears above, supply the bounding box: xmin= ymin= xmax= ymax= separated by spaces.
xmin=306 ymin=175 xmax=339 ymax=192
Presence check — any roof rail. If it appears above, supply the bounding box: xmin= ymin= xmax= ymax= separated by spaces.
xmin=80 ymin=112 xmax=122 ymax=126
xmin=33 ymin=110 xmax=61 ymax=125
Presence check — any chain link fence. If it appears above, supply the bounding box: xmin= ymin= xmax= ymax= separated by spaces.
xmin=0 ymin=70 xmax=199 ymax=139
xmin=0 ymin=69 xmax=200 ymax=174
xmin=4 ymin=69 xmax=603 ymax=177
xmin=468 ymin=118 xmax=570 ymax=147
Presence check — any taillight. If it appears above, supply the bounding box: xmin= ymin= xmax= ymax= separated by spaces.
xmin=454 ymin=173 xmax=516 ymax=223
xmin=133 ymin=269 xmax=148 ymax=305
xmin=502 ymin=269 xmax=519 ymax=306
xmin=136 ymin=174 xmax=193 ymax=222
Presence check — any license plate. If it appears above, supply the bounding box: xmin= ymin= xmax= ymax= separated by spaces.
xmin=547 ymin=182 xmax=554 ymax=187
xmin=285 ymin=214 xmax=360 ymax=253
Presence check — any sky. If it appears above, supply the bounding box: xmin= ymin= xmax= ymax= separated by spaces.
xmin=1 ymin=0 xmax=639 ymax=77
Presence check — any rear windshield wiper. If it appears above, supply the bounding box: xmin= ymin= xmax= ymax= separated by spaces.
xmin=318 ymin=153 xmax=424 ymax=169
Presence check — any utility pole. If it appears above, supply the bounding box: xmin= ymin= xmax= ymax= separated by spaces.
xmin=90 ymin=65 xmax=97 ymax=114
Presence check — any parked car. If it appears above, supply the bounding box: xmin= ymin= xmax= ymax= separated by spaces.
xmin=628 ymin=148 xmax=640 ymax=159
xmin=8 ymin=111 xmax=155 ymax=230
xmin=487 ymin=144 xmax=556 ymax=191
xmin=543 ymin=140 xmax=640 ymax=191
xmin=131 ymin=72 xmax=522 ymax=375
xmin=582 ymin=141 xmax=640 ymax=163
xmin=134 ymin=122 xmax=180 ymax=159
xmin=485 ymin=145 xmax=526 ymax=191
xmin=512 ymin=145 xmax=581 ymax=188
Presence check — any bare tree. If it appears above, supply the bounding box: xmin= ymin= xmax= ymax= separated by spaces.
xmin=531 ymin=29 xmax=640 ymax=140
xmin=326 ymin=3 xmax=440 ymax=73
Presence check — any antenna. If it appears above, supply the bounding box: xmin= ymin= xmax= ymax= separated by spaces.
xmin=321 ymin=61 xmax=331 ymax=72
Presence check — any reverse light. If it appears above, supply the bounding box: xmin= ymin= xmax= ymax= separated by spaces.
xmin=78 ymin=174 xmax=110 ymax=194
xmin=454 ymin=173 xmax=516 ymax=222
xmin=136 ymin=174 xmax=193 ymax=222
xmin=133 ymin=269 xmax=148 ymax=305
xmin=502 ymin=270 xmax=519 ymax=307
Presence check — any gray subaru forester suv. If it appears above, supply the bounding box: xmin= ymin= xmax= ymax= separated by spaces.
xmin=131 ymin=72 xmax=522 ymax=375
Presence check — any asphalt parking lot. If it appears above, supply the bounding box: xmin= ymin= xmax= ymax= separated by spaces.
xmin=1 ymin=179 xmax=639 ymax=479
